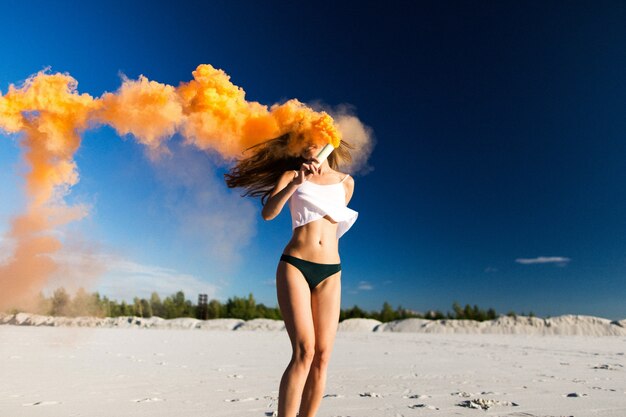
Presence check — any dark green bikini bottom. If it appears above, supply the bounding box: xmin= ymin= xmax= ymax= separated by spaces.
xmin=280 ymin=254 xmax=341 ymax=290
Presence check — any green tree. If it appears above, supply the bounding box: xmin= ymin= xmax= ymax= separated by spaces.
xmin=463 ymin=304 xmax=473 ymax=320
xmin=110 ymin=300 xmax=123 ymax=316
xmin=452 ymin=301 xmax=463 ymax=319
xmin=226 ymin=293 xmax=257 ymax=320
xmin=161 ymin=291 xmax=193 ymax=318
xmin=119 ymin=301 xmax=130 ymax=316
xmin=428 ymin=310 xmax=444 ymax=320
xmin=176 ymin=291 xmax=194 ymax=317
xmin=133 ymin=297 xmax=143 ymax=317
xmin=379 ymin=302 xmax=396 ymax=322
xmin=50 ymin=288 xmax=70 ymax=316
xmin=207 ymin=299 xmax=223 ymax=319
xmin=35 ymin=291 xmax=51 ymax=315
xmin=140 ymin=299 xmax=152 ymax=317
xmin=101 ymin=296 xmax=112 ymax=317
xmin=257 ymin=303 xmax=281 ymax=320
xmin=340 ymin=305 xmax=367 ymax=320
xmin=471 ymin=305 xmax=482 ymax=321
xmin=150 ymin=292 xmax=165 ymax=318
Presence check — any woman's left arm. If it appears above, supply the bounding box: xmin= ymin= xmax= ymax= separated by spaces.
xmin=344 ymin=176 xmax=355 ymax=205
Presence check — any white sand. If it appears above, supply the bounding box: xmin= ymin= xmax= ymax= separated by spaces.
xmin=1 ymin=317 xmax=625 ymax=416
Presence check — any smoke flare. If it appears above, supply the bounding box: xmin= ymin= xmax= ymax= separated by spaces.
xmin=0 ymin=64 xmax=374 ymax=311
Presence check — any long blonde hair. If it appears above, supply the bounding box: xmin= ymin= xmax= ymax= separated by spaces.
xmin=224 ymin=133 xmax=354 ymax=206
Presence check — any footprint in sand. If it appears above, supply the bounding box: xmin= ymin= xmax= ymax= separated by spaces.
xmin=323 ymin=393 xmax=345 ymax=398
xmin=450 ymin=390 xmax=474 ymax=398
xmin=457 ymin=398 xmax=519 ymax=410
xmin=592 ymin=363 xmax=623 ymax=370
xmin=132 ymin=397 xmax=164 ymax=402
xmin=408 ymin=404 xmax=439 ymax=410
xmin=224 ymin=397 xmax=259 ymax=402
xmin=359 ymin=392 xmax=383 ymax=397
xmin=22 ymin=401 xmax=61 ymax=406
xmin=403 ymin=393 xmax=430 ymax=399
xmin=564 ymin=392 xmax=588 ymax=397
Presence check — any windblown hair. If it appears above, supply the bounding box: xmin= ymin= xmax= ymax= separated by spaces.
xmin=224 ymin=133 xmax=354 ymax=206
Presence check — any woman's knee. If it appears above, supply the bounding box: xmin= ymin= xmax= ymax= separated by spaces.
xmin=293 ymin=340 xmax=316 ymax=365
xmin=311 ymin=347 xmax=333 ymax=370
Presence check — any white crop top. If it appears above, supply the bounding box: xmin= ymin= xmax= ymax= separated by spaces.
xmin=288 ymin=174 xmax=358 ymax=239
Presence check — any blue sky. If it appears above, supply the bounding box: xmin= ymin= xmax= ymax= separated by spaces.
xmin=1 ymin=1 xmax=625 ymax=319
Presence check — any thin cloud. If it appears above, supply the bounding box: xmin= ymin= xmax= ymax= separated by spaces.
xmin=151 ymin=140 xmax=257 ymax=275
xmin=515 ymin=256 xmax=571 ymax=265
xmin=46 ymin=251 xmax=216 ymax=303
xmin=357 ymin=280 xmax=373 ymax=291
xmin=97 ymin=260 xmax=216 ymax=302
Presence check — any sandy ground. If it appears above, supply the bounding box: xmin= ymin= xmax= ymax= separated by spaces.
xmin=1 ymin=326 xmax=625 ymax=417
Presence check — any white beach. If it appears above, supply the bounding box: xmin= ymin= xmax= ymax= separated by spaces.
xmin=1 ymin=316 xmax=625 ymax=417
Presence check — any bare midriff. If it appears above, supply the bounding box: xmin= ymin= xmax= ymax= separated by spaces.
xmin=282 ymin=215 xmax=340 ymax=264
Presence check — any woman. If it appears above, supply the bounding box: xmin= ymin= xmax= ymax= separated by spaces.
xmin=225 ymin=133 xmax=358 ymax=417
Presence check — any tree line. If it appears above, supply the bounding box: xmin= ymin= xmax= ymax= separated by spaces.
xmin=13 ymin=287 xmax=534 ymax=322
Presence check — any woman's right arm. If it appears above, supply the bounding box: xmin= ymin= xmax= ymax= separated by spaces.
xmin=263 ymin=158 xmax=320 ymax=220
xmin=261 ymin=170 xmax=299 ymax=221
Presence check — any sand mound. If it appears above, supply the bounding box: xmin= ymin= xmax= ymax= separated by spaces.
xmin=157 ymin=318 xmax=203 ymax=329
xmin=235 ymin=318 xmax=285 ymax=331
xmin=338 ymin=318 xmax=382 ymax=332
xmin=198 ymin=319 xmax=245 ymax=330
xmin=2 ymin=313 xmax=625 ymax=335
xmin=376 ymin=315 xmax=626 ymax=336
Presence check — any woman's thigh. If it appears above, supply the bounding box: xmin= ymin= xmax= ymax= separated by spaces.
xmin=276 ymin=260 xmax=315 ymax=349
xmin=310 ymin=271 xmax=342 ymax=352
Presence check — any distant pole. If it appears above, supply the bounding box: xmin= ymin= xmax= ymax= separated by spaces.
xmin=198 ymin=294 xmax=208 ymax=320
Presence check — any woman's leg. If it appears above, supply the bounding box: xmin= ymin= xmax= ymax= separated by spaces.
xmin=297 ymin=270 xmax=342 ymax=417
xmin=276 ymin=260 xmax=316 ymax=417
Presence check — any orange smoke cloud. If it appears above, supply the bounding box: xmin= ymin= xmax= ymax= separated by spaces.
xmin=99 ymin=64 xmax=343 ymax=159
xmin=0 ymin=70 xmax=96 ymax=311
xmin=96 ymin=74 xmax=182 ymax=156
xmin=0 ymin=63 xmax=367 ymax=312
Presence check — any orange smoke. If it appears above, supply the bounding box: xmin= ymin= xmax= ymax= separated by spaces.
xmin=98 ymin=64 xmax=342 ymax=158
xmin=0 ymin=71 xmax=97 ymax=311
xmin=96 ymin=74 xmax=182 ymax=156
xmin=0 ymin=64 xmax=352 ymax=312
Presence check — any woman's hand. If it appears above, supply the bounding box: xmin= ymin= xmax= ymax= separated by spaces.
xmin=292 ymin=158 xmax=320 ymax=185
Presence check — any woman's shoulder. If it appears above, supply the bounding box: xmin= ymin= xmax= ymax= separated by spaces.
xmin=337 ymin=171 xmax=353 ymax=181
xmin=337 ymin=171 xmax=354 ymax=189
